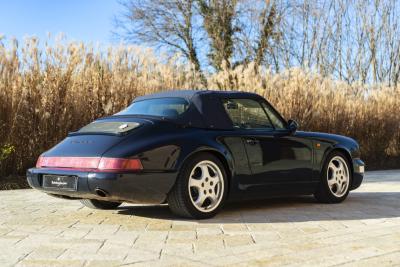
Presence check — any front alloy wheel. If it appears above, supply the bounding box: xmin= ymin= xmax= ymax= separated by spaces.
xmin=315 ymin=151 xmax=352 ymax=203
xmin=326 ymin=156 xmax=350 ymax=198
xmin=168 ymin=153 xmax=227 ymax=219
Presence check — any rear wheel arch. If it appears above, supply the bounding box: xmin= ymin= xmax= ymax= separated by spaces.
xmin=177 ymin=149 xmax=232 ymax=195
xmin=168 ymin=151 xmax=229 ymax=218
xmin=206 ymin=150 xmax=232 ymax=180
xmin=180 ymin=149 xmax=232 ymax=178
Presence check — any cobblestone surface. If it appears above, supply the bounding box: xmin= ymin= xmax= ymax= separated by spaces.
xmin=0 ymin=170 xmax=399 ymax=266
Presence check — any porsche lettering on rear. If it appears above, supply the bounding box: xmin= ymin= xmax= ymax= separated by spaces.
xmin=70 ymin=140 xmax=94 ymax=144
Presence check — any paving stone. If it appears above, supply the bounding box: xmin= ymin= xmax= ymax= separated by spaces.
xmin=168 ymin=230 xmax=196 ymax=240
xmin=84 ymin=260 xmax=124 ymax=267
xmin=26 ymin=246 xmax=66 ymax=260
xmin=224 ymin=234 xmax=254 ymax=247
xmin=16 ymin=259 xmax=85 ymax=267
xmin=123 ymin=248 xmax=161 ymax=264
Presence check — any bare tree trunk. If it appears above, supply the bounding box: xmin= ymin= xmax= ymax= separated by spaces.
xmin=254 ymin=2 xmax=277 ymax=67
xmin=197 ymin=0 xmax=238 ymax=70
xmin=114 ymin=0 xmax=206 ymax=85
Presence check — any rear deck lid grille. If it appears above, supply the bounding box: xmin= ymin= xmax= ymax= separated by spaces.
xmin=75 ymin=121 xmax=140 ymax=135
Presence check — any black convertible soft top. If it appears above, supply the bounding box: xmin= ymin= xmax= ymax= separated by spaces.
xmin=133 ymin=90 xmax=265 ymax=130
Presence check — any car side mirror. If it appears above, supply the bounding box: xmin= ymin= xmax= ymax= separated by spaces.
xmin=287 ymin=119 xmax=298 ymax=134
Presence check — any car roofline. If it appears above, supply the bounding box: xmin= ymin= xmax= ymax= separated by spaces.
xmin=132 ymin=89 xmax=264 ymax=103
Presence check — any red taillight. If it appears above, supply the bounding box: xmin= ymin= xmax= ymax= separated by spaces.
xmin=98 ymin=158 xmax=142 ymax=171
xmin=36 ymin=156 xmax=44 ymax=168
xmin=36 ymin=156 xmax=142 ymax=171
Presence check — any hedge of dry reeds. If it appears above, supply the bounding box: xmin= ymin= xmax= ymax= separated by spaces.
xmin=0 ymin=38 xmax=399 ymax=187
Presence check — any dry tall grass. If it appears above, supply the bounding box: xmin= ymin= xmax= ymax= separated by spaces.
xmin=0 ymin=38 xmax=399 ymax=182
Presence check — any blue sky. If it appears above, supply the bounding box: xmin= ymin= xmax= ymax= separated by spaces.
xmin=0 ymin=0 xmax=121 ymax=44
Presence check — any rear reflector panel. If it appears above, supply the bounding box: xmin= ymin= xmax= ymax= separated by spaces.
xmin=36 ymin=156 xmax=142 ymax=171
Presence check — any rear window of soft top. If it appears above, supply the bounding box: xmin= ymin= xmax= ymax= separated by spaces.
xmin=78 ymin=121 xmax=140 ymax=134
xmin=116 ymin=97 xmax=189 ymax=118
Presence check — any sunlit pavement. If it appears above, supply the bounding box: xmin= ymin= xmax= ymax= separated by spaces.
xmin=0 ymin=170 xmax=399 ymax=267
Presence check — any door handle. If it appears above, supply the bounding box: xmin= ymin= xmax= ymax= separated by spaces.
xmin=245 ymin=138 xmax=259 ymax=145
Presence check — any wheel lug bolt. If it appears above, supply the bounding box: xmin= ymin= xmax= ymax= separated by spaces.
xmin=203 ymin=190 xmax=207 ymax=194
xmin=209 ymin=189 xmax=212 ymax=193
xmin=210 ymin=182 xmax=213 ymax=186
xmin=201 ymin=183 xmax=204 ymax=187
xmin=205 ymin=178 xmax=209 ymax=182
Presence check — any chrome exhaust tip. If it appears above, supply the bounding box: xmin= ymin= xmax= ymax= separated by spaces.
xmin=94 ymin=188 xmax=108 ymax=197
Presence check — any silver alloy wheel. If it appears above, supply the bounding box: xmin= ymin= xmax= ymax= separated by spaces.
xmin=188 ymin=160 xmax=224 ymax=213
xmin=327 ymin=156 xmax=350 ymax=197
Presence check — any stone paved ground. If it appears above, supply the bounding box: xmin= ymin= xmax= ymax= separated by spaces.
xmin=0 ymin=170 xmax=399 ymax=267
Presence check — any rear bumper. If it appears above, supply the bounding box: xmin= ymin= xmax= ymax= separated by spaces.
xmin=351 ymin=158 xmax=365 ymax=190
xmin=27 ymin=168 xmax=178 ymax=204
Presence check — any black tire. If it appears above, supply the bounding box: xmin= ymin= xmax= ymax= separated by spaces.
xmin=80 ymin=199 xmax=122 ymax=210
xmin=167 ymin=153 xmax=228 ymax=219
xmin=314 ymin=151 xmax=352 ymax=203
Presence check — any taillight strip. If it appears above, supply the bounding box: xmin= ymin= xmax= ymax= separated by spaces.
xmin=36 ymin=156 xmax=99 ymax=169
xmin=36 ymin=156 xmax=142 ymax=171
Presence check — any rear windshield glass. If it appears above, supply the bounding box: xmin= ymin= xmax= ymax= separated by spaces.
xmin=117 ymin=97 xmax=189 ymax=118
xmin=78 ymin=121 xmax=140 ymax=134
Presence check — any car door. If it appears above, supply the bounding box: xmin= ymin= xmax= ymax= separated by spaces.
xmin=222 ymin=98 xmax=313 ymax=187
xmin=243 ymin=131 xmax=313 ymax=185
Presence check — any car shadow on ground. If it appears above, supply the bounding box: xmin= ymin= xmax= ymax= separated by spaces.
xmin=116 ymin=191 xmax=400 ymax=223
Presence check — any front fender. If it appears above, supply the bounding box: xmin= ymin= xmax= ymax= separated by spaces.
xmin=319 ymin=143 xmax=364 ymax=190
xmin=320 ymin=144 xmax=353 ymax=171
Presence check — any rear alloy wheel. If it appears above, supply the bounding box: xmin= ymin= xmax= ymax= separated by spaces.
xmin=314 ymin=151 xmax=352 ymax=203
xmin=167 ymin=153 xmax=227 ymax=219
xmin=80 ymin=199 xmax=122 ymax=210
xmin=188 ymin=160 xmax=225 ymax=213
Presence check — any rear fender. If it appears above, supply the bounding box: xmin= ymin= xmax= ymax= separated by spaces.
xmin=177 ymin=144 xmax=234 ymax=178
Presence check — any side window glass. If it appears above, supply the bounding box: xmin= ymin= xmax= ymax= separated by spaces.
xmin=261 ymin=102 xmax=286 ymax=130
xmin=222 ymin=99 xmax=273 ymax=129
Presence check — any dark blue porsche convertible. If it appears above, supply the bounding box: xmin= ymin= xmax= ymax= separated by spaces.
xmin=27 ymin=90 xmax=365 ymax=219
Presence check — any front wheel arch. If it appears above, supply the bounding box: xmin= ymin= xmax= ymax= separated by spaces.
xmin=315 ymin=150 xmax=352 ymax=203
xmin=321 ymin=147 xmax=353 ymax=182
